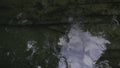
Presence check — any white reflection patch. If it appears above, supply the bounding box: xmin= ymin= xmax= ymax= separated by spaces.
xmin=37 ymin=66 xmax=41 ymax=68
xmin=26 ymin=40 xmax=37 ymax=58
xmin=58 ymin=24 xmax=110 ymax=68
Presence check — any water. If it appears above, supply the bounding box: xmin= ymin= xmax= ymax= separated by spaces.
xmin=58 ymin=24 xmax=110 ymax=68
xmin=95 ymin=60 xmax=112 ymax=68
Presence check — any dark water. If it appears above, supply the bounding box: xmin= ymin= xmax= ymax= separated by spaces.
xmin=0 ymin=27 xmax=62 ymax=68
xmin=0 ymin=0 xmax=120 ymax=68
xmin=0 ymin=23 xmax=120 ymax=68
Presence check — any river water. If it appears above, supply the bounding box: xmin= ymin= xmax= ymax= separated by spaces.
xmin=0 ymin=23 xmax=118 ymax=68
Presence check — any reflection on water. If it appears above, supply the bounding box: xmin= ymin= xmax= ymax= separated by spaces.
xmin=37 ymin=66 xmax=41 ymax=68
xmin=58 ymin=24 xmax=110 ymax=68
xmin=26 ymin=40 xmax=37 ymax=59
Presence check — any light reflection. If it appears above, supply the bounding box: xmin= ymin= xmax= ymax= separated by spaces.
xmin=26 ymin=40 xmax=37 ymax=59
xmin=37 ymin=66 xmax=41 ymax=68
xmin=58 ymin=24 xmax=110 ymax=68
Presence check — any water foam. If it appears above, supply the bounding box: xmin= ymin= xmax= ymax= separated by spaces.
xmin=58 ymin=24 xmax=110 ymax=68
